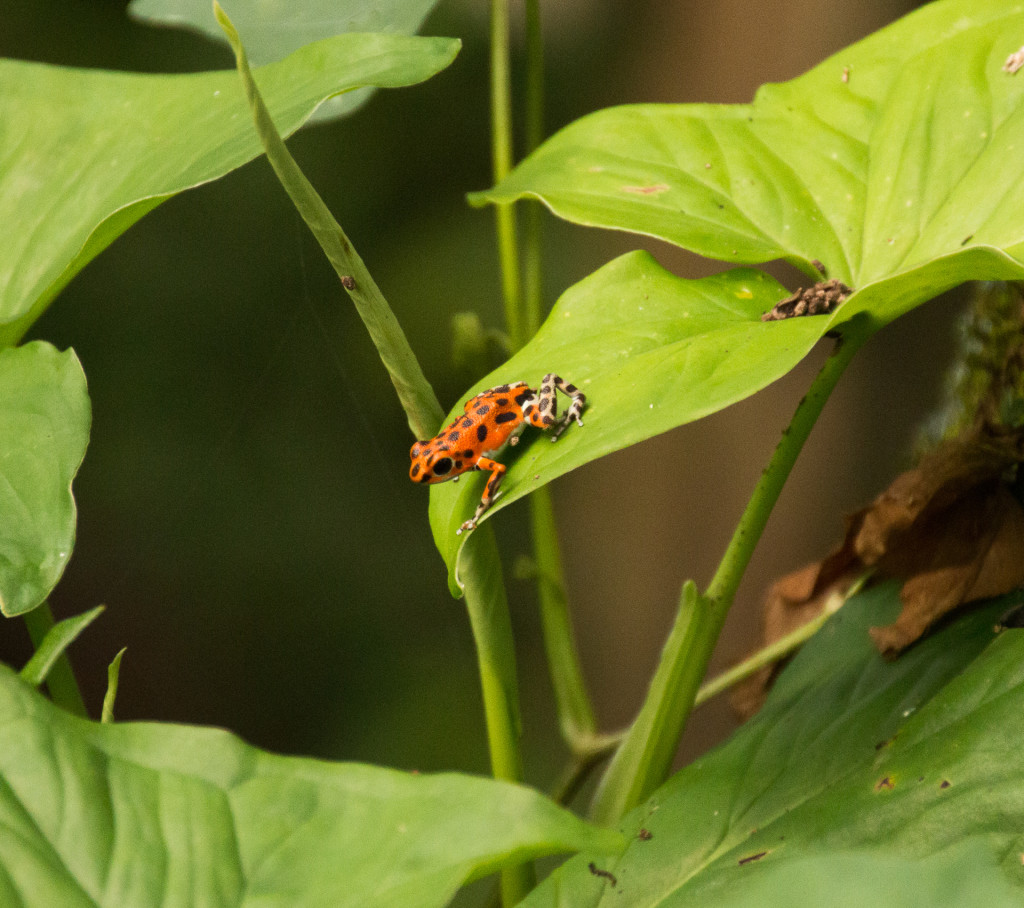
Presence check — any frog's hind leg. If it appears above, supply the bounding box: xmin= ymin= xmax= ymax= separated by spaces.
xmin=457 ymin=456 xmax=506 ymax=534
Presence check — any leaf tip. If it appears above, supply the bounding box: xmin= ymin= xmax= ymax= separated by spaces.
xmin=212 ymin=1 xmax=239 ymax=49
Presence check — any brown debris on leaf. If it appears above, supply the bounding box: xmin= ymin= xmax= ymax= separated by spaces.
xmin=733 ymin=426 xmax=1024 ymax=718
xmin=761 ymin=278 xmax=852 ymax=322
xmin=1004 ymin=45 xmax=1024 ymax=75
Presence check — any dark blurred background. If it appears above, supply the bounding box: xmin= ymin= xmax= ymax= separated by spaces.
xmin=1 ymin=0 xmax=956 ymax=795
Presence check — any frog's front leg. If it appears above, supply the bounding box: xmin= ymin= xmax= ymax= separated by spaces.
xmin=525 ymin=373 xmax=586 ymax=440
xmin=457 ymin=456 xmax=506 ymax=534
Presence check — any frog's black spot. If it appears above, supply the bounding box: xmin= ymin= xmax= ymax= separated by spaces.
xmin=436 ymin=443 xmax=450 ymax=452
xmin=454 ymin=460 xmax=463 ymax=470
xmin=496 ymin=398 xmax=510 ymax=407
xmin=447 ymin=431 xmax=460 ymax=442
xmin=542 ymin=415 xmax=554 ymax=425
xmin=477 ymin=425 xmax=488 ymax=443
xmin=515 ymin=390 xmax=534 ymax=405
xmin=459 ymin=417 xmax=473 ymax=429
xmin=495 ymin=411 xmax=518 ymax=424
xmin=461 ymin=449 xmax=475 ymax=458
xmin=523 ymin=404 xmax=535 ymax=416
xmin=411 ymin=463 xmax=421 ymax=478
xmin=493 ymin=383 xmax=511 ymax=393
xmin=475 ymin=406 xmax=490 ymax=417
xmin=432 ymin=457 xmax=453 ymax=476
xmin=419 ymin=473 xmax=432 ymax=483
xmin=565 ymin=384 xmax=578 ymax=394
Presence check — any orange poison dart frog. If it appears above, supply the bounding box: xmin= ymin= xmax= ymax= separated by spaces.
xmin=409 ymin=374 xmax=586 ymax=534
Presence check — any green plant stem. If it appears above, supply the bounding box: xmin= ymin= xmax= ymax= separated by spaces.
xmin=590 ymin=321 xmax=871 ymax=824
xmin=215 ymin=18 xmax=530 ymax=903
xmin=518 ymin=0 xmax=600 ymax=758
xmin=461 ymin=528 xmax=535 ymax=904
xmin=522 ymin=0 xmax=544 ymax=340
xmin=23 ymin=602 xmax=88 ymax=718
xmin=692 ymin=574 xmax=865 ymax=707
xmin=490 ymin=0 xmax=522 ymax=351
xmin=215 ymin=3 xmax=442 ymax=441
xmin=530 ymin=488 xmax=598 ymax=746
xmin=551 ymin=574 xmax=865 ymax=807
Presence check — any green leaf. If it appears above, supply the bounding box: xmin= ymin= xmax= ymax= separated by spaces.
xmin=101 ymin=647 xmax=127 ymax=724
xmin=520 ymin=584 xmax=1024 ymax=906
xmin=434 ymin=0 xmax=1024 ymax=590
xmin=0 ymin=663 xmax=622 ymax=907
xmin=0 ymin=32 xmax=459 ymax=345
xmin=129 ymin=0 xmax=443 ymax=64
xmin=428 ymin=252 xmax=822 ymax=594
xmin=20 ymin=606 xmax=104 ymax=687
xmin=0 ymin=343 xmax=90 ymax=617
xmin=473 ymin=0 xmax=1024 ymax=326
xmin=128 ymin=0 xmax=446 ymax=121
xmin=707 ymin=846 xmax=1020 ymax=908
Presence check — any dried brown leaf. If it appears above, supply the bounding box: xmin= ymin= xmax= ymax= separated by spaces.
xmin=869 ymin=483 xmax=1024 ymax=656
xmin=737 ymin=427 xmax=1024 ymax=715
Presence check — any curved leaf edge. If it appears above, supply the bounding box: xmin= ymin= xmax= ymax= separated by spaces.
xmin=0 ymin=32 xmax=461 ymax=346
xmin=0 ymin=661 xmax=624 ymax=901
xmin=0 ymin=342 xmax=91 ymax=618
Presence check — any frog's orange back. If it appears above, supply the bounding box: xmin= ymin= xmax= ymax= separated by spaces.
xmin=409 ymin=382 xmax=533 ymax=485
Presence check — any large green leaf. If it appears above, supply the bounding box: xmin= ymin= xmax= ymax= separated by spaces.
xmin=519 ymin=585 xmax=1024 ymax=906
xmin=433 ymin=0 xmax=1024 ymax=587
xmin=0 ymin=343 xmax=90 ymax=617
xmin=130 ymin=0 xmax=443 ymax=64
xmin=0 ymin=32 xmax=459 ymax=345
xmin=473 ymin=0 xmax=1024 ymax=324
xmin=696 ymin=846 xmax=1020 ymax=908
xmin=428 ymin=253 xmax=825 ymax=593
xmin=128 ymin=0 xmax=446 ymax=120
xmin=0 ymin=663 xmax=621 ymax=907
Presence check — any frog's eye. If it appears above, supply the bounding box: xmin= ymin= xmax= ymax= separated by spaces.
xmin=432 ymin=456 xmax=454 ymax=477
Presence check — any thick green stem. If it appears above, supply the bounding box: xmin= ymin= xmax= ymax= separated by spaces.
xmin=461 ymin=531 xmax=524 ymax=781
xmin=214 ymin=20 xmax=530 ymax=904
xmin=517 ymin=0 xmax=599 ymax=757
xmin=461 ymin=527 xmax=535 ymax=903
xmin=490 ymin=0 xmax=523 ymax=351
xmin=705 ymin=326 xmax=868 ymax=607
xmin=550 ymin=576 xmax=864 ymax=807
xmin=590 ymin=321 xmax=871 ymax=824
xmin=23 ymin=602 xmax=88 ymax=718
xmin=216 ymin=3 xmax=442 ymax=440
xmin=588 ymin=581 xmax=706 ymax=824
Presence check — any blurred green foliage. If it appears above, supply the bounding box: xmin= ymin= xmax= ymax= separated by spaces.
xmin=2 ymin=0 xmax=937 ymax=797
xmin=0 ymin=0 xmax=631 ymax=780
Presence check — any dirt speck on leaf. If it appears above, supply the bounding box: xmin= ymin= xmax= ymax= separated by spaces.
xmin=738 ymin=851 xmax=769 ymax=866
xmin=588 ymin=863 xmax=617 ymax=887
